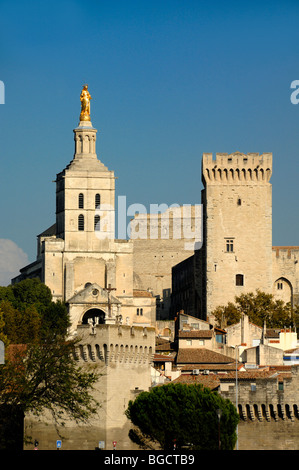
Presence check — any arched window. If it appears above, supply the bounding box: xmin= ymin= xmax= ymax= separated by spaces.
xmin=94 ymin=215 xmax=100 ymax=231
xmin=236 ymin=274 xmax=244 ymax=286
xmin=78 ymin=214 xmax=84 ymax=231
xmin=78 ymin=193 xmax=84 ymax=209
xmin=95 ymin=193 xmax=101 ymax=208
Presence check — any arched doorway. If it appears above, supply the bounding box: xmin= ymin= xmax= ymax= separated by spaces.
xmin=82 ymin=308 xmax=106 ymax=325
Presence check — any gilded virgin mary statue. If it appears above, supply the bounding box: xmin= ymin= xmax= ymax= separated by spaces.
xmin=80 ymin=84 xmax=92 ymax=121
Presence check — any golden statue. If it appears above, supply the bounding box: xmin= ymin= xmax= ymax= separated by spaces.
xmin=80 ymin=84 xmax=91 ymax=121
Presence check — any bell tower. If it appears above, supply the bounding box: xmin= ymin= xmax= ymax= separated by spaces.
xmin=55 ymin=85 xmax=115 ymax=250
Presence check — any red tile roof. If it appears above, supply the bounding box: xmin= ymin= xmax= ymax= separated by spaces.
xmin=153 ymin=353 xmax=176 ymax=362
xmin=172 ymin=373 xmax=220 ymax=390
xmin=178 ymin=330 xmax=213 ymax=338
xmin=179 ymin=363 xmax=239 ymax=372
xmin=218 ymin=370 xmax=282 ymax=381
xmin=176 ymin=348 xmax=236 ymax=365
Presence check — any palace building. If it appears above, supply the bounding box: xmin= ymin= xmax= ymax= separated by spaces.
xmin=11 ymin=86 xmax=299 ymax=450
xmin=13 ymin=86 xmax=299 ymax=328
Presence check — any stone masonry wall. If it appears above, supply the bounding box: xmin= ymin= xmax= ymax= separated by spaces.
xmin=24 ymin=323 xmax=155 ymax=451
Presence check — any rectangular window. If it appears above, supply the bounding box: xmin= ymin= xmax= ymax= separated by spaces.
xmin=236 ymin=274 xmax=244 ymax=286
xmin=278 ymin=382 xmax=284 ymax=391
xmin=225 ymin=239 xmax=234 ymax=252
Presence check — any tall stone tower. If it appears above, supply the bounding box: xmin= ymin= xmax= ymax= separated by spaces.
xmin=55 ymin=86 xmax=115 ymax=248
xmin=13 ymin=86 xmax=156 ymax=330
xmin=201 ymin=152 xmax=273 ymax=321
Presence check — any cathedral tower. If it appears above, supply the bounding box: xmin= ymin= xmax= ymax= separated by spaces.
xmin=35 ymin=86 xmax=155 ymax=329
xmin=55 ymin=85 xmax=115 ymax=249
xmin=201 ymin=152 xmax=273 ymax=320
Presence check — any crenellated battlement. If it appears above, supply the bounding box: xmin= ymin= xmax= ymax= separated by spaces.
xmin=273 ymin=246 xmax=299 ymax=259
xmin=73 ymin=323 xmax=155 ymax=365
xmin=202 ymin=151 xmax=272 ymax=185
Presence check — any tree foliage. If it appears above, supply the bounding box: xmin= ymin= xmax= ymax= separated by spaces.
xmin=125 ymin=383 xmax=239 ymax=450
xmin=0 ymin=339 xmax=99 ymax=427
xmin=212 ymin=289 xmax=296 ymax=329
xmin=0 ymin=278 xmax=101 ymax=445
xmin=0 ymin=278 xmax=52 ymax=313
xmin=0 ymin=278 xmax=70 ymax=346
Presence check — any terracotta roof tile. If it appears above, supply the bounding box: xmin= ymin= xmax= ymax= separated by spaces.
xmin=218 ymin=370 xmax=279 ymax=381
xmin=153 ymin=353 xmax=176 ymax=362
xmin=179 ymin=363 xmax=238 ymax=372
xmin=172 ymin=374 xmax=220 ymax=390
xmin=178 ymin=330 xmax=213 ymax=338
xmin=176 ymin=348 xmax=236 ymax=365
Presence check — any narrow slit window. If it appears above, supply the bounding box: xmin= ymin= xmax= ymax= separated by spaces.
xmin=94 ymin=215 xmax=100 ymax=231
xmin=95 ymin=193 xmax=101 ymax=208
xmin=78 ymin=193 xmax=84 ymax=209
xmin=278 ymin=381 xmax=284 ymax=391
xmin=78 ymin=214 xmax=84 ymax=231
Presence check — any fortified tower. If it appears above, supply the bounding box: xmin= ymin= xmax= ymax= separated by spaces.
xmin=201 ymin=152 xmax=273 ymax=321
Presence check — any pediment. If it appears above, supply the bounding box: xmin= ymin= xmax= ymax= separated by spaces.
xmin=67 ymin=283 xmax=121 ymax=305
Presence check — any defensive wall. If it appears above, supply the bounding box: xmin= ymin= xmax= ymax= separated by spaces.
xmin=24 ymin=323 xmax=155 ymax=451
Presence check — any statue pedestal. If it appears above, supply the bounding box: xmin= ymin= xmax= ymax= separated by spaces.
xmin=78 ymin=120 xmax=93 ymax=128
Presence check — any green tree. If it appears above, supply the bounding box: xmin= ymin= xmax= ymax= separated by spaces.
xmin=0 ymin=278 xmax=52 ymax=313
xmin=40 ymin=300 xmax=70 ymax=339
xmin=213 ymin=289 xmax=293 ymax=329
xmin=212 ymin=302 xmax=241 ymax=327
xmin=125 ymin=383 xmax=239 ymax=450
xmin=0 ymin=336 xmax=100 ymax=442
xmin=0 ymin=279 xmax=70 ymax=344
xmin=0 ymin=279 xmax=101 ymax=448
xmin=0 ymin=300 xmax=41 ymax=345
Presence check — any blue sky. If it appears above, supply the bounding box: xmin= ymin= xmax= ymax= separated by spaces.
xmin=0 ymin=0 xmax=298 ymax=284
